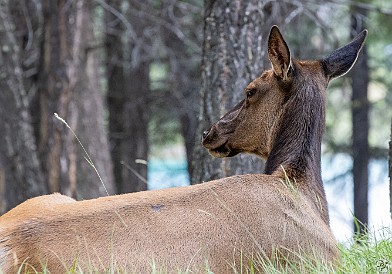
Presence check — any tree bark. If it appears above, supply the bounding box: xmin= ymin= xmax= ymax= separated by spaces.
xmin=0 ymin=1 xmax=47 ymax=213
xmin=158 ymin=3 xmax=201 ymax=179
xmin=351 ymin=7 xmax=369 ymax=236
xmin=122 ymin=61 xmax=149 ymax=192
xmin=73 ymin=1 xmax=116 ymax=198
xmin=106 ymin=0 xmax=149 ymax=193
xmin=37 ymin=0 xmax=115 ymax=199
xmin=389 ymin=119 xmax=392 ymax=220
xmin=192 ymin=1 xmax=287 ymax=183
xmin=106 ymin=0 xmax=125 ymax=194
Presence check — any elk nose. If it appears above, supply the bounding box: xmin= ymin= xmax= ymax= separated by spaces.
xmin=202 ymin=130 xmax=209 ymax=141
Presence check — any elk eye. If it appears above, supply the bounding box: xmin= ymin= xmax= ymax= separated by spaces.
xmin=247 ymin=89 xmax=257 ymax=98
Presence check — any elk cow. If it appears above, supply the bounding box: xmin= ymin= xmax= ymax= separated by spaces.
xmin=0 ymin=26 xmax=367 ymax=273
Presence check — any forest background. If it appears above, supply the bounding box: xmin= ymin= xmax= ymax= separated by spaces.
xmin=0 ymin=0 xmax=391 ymax=242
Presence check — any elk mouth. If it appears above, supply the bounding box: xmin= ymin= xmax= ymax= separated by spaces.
xmin=208 ymin=144 xmax=230 ymax=158
xmin=207 ymin=140 xmax=241 ymax=158
xmin=202 ymin=130 xmax=238 ymax=158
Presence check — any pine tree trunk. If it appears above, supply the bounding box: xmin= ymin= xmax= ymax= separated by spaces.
xmin=389 ymin=119 xmax=392 ymax=220
xmin=159 ymin=5 xmax=201 ymax=180
xmin=122 ymin=62 xmax=149 ymax=192
xmin=106 ymin=0 xmax=125 ymax=194
xmin=351 ymin=7 xmax=369 ymax=236
xmin=9 ymin=0 xmax=44 ymax=150
xmin=106 ymin=0 xmax=149 ymax=193
xmin=192 ymin=1 xmax=285 ymax=183
xmin=73 ymin=1 xmax=115 ymax=198
xmin=0 ymin=1 xmax=47 ymax=213
xmin=37 ymin=0 xmax=115 ymax=198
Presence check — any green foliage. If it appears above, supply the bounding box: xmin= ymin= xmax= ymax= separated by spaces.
xmin=150 ymin=62 xmax=169 ymax=91
xmin=336 ymin=228 xmax=392 ymax=274
xmin=149 ymin=115 xmax=184 ymax=154
xmin=148 ymin=62 xmax=189 ymax=152
xmin=236 ymin=227 xmax=392 ymax=274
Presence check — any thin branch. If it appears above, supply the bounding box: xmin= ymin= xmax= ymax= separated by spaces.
xmin=128 ymin=1 xmax=201 ymax=53
xmin=21 ymin=0 xmax=33 ymax=51
xmin=120 ymin=161 xmax=148 ymax=185
xmin=94 ymin=0 xmax=137 ymax=40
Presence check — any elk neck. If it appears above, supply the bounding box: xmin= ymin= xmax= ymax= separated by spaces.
xmin=264 ymin=64 xmax=329 ymax=224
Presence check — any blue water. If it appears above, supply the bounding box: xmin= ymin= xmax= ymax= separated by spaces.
xmin=148 ymin=159 xmax=189 ymax=190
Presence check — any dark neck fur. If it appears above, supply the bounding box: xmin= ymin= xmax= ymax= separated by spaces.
xmin=264 ymin=74 xmax=329 ymax=223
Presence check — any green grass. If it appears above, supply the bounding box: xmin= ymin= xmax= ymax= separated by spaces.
xmin=334 ymin=229 xmax=392 ymax=274
xmin=253 ymin=227 xmax=392 ymax=274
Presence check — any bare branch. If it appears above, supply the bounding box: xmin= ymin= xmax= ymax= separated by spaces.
xmin=94 ymin=0 xmax=137 ymax=40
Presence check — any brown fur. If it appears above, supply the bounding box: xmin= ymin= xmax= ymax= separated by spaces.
xmin=0 ymin=26 xmax=367 ymax=273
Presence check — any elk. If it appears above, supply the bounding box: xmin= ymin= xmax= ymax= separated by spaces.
xmin=0 ymin=26 xmax=367 ymax=273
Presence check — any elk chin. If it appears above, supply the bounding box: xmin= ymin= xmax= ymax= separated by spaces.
xmin=208 ymin=143 xmax=232 ymax=158
xmin=208 ymin=143 xmax=242 ymax=158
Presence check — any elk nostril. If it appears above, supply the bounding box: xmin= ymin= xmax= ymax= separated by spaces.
xmin=202 ymin=130 xmax=209 ymax=140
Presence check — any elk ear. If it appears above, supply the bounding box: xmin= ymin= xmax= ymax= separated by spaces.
xmin=268 ymin=26 xmax=292 ymax=80
xmin=322 ymin=30 xmax=368 ymax=80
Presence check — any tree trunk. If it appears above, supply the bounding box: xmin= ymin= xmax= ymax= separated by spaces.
xmin=181 ymin=113 xmax=199 ymax=177
xmin=122 ymin=62 xmax=149 ymax=192
xmin=0 ymin=1 xmax=47 ymax=213
xmin=73 ymin=1 xmax=116 ymax=198
xmin=192 ymin=1 xmax=285 ymax=183
xmin=158 ymin=3 xmax=201 ymax=179
xmin=37 ymin=0 xmax=115 ymax=199
xmin=351 ymin=7 xmax=369 ymax=236
xmin=106 ymin=0 xmax=149 ymax=193
xmin=389 ymin=119 xmax=392 ymax=220
xmin=106 ymin=0 xmax=125 ymax=194
xmin=9 ymin=0 xmax=45 ymax=152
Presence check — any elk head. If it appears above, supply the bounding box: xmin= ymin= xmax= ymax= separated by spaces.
xmin=202 ymin=26 xmax=367 ymax=162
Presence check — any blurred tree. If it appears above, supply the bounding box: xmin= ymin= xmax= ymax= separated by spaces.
xmin=148 ymin=0 xmax=202 ymax=177
xmin=350 ymin=4 xmax=369 ymax=236
xmin=106 ymin=0 xmax=149 ymax=193
xmin=390 ymin=120 xmax=392 ymax=219
xmin=191 ymin=1 xmax=297 ymax=183
xmin=9 ymin=0 xmax=44 ymax=115
xmin=106 ymin=0 xmax=202 ymax=191
xmin=106 ymin=0 xmax=126 ymax=193
xmin=74 ymin=1 xmax=116 ymax=198
xmin=0 ymin=0 xmax=47 ymax=213
xmin=36 ymin=0 xmax=115 ymax=198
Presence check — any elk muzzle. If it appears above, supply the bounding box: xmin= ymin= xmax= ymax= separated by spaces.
xmin=201 ymin=126 xmax=232 ymax=158
xmin=202 ymin=100 xmax=245 ymax=158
